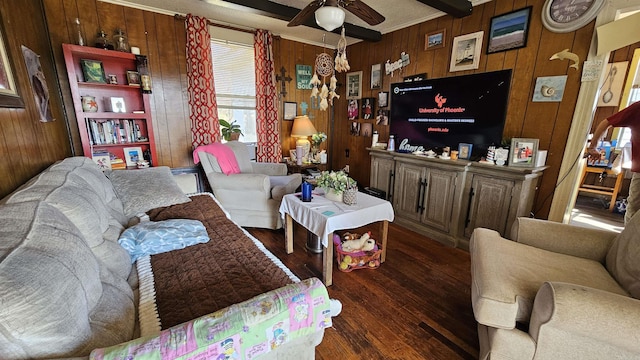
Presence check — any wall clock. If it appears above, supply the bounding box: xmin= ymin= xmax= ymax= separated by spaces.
xmin=541 ymin=0 xmax=606 ymax=33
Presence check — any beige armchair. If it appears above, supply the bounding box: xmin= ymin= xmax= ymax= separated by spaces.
xmin=196 ymin=141 xmax=301 ymax=229
xmin=470 ymin=214 xmax=640 ymax=360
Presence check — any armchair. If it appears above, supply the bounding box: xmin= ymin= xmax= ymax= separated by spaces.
xmin=196 ymin=141 xmax=301 ymax=229
xmin=470 ymin=214 xmax=640 ymax=360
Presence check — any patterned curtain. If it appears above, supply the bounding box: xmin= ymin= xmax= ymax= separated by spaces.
xmin=186 ymin=14 xmax=220 ymax=148
xmin=254 ymin=30 xmax=281 ymax=163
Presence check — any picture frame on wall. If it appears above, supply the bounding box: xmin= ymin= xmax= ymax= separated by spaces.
xmin=458 ymin=143 xmax=473 ymax=160
xmin=487 ymin=6 xmax=532 ymax=54
xmin=378 ymin=91 xmax=388 ymax=107
xmin=283 ymin=101 xmax=297 ymax=120
xmin=346 ymin=71 xmax=363 ymax=99
xmin=123 ymin=146 xmax=144 ymax=167
xmin=347 ymin=99 xmax=359 ymax=120
xmin=80 ymin=59 xmax=106 ymax=83
xmin=0 ymin=24 xmax=23 ymax=108
xmin=361 ymin=97 xmax=375 ymax=120
xmin=450 ymin=31 xmax=484 ymax=72
xmin=425 ymin=29 xmax=446 ymax=50
xmin=371 ymin=63 xmax=382 ymax=89
xmin=509 ymin=138 xmax=539 ymax=167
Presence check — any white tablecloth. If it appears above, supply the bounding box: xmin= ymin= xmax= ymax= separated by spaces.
xmin=279 ymin=191 xmax=395 ymax=247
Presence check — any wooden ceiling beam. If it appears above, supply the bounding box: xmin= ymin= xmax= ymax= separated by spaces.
xmin=414 ymin=0 xmax=472 ymax=18
xmin=220 ymin=0 xmax=383 ymax=42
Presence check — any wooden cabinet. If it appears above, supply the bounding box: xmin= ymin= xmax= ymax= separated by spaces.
xmin=369 ymin=149 xmax=546 ymax=249
xmin=62 ymin=44 xmax=157 ymax=169
xmin=369 ymin=151 xmax=395 ymax=201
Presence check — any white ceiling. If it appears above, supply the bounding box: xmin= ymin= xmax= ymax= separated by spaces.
xmin=102 ymin=0 xmax=490 ymax=47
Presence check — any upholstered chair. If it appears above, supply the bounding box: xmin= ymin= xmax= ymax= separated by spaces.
xmin=196 ymin=141 xmax=301 ymax=229
xmin=470 ymin=213 xmax=640 ymax=360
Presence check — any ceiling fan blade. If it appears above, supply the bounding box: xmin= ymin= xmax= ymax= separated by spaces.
xmin=287 ymin=1 xmax=323 ymax=27
xmin=342 ymin=0 xmax=385 ymax=26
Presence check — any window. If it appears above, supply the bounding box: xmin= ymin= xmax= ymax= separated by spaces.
xmin=210 ymin=39 xmax=256 ymax=143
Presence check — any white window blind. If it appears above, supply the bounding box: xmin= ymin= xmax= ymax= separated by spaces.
xmin=211 ymin=39 xmax=257 ymax=142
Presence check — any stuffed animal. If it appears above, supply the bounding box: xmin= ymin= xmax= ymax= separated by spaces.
xmin=342 ymin=232 xmax=374 ymax=252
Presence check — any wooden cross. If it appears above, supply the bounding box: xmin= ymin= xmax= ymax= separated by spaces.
xmin=275 ymin=66 xmax=292 ymax=97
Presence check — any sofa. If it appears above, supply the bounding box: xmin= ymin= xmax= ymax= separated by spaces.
xmin=470 ymin=216 xmax=640 ymax=360
xmin=195 ymin=141 xmax=302 ymax=229
xmin=0 ymin=157 xmax=330 ymax=359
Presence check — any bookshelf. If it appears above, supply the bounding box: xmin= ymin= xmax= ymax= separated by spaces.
xmin=62 ymin=44 xmax=157 ymax=169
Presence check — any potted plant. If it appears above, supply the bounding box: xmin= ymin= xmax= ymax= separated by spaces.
xmin=316 ymin=170 xmax=356 ymax=203
xmin=219 ymin=119 xmax=243 ymax=141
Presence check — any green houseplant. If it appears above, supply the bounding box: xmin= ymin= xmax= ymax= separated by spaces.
xmin=219 ymin=119 xmax=243 ymax=141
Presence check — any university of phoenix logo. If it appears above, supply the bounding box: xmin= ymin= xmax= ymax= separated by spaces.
xmin=435 ymin=93 xmax=447 ymax=108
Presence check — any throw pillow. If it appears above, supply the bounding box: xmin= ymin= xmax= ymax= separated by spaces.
xmin=118 ymin=219 xmax=210 ymax=263
xmin=107 ymin=167 xmax=191 ymax=218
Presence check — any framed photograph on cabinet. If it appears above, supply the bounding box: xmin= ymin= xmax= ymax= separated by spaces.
xmin=108 ymin=96 xmax=126 ymax=113
xmin=371 ymin=63 xmax=382 ymax=89
xmin=0 ymin=24 xmax=23 ymax=108
xmin=450 ymin=31 xmax=484 ymax=72
xmin=123 ymin=146 xmax=144 ymax=167
xmin=80 ymin=59 xmax=106 ymax=83
xmin=509 ymin=138 xmax=539 ymax=167
xmin=458 ymin=143 xmax=473 ymax=160
xmin=425 ymin=29 xmax=446 ymax=50
xmin=487 ymin=6 xmax=532 ymax=54
xmin=346 ymin=71 xmax=363 ymax=99
xmin=283 ymin=101 xmax=296 ymax=120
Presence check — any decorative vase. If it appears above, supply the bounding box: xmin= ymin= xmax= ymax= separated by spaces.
xmin=324 ymin=188 xmax=343 ymax=203
xmin=81 ymin=96 xmax=98 ymax=112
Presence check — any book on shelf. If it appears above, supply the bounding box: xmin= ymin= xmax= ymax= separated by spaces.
xmin=91 ymin=150 xmax=111 ymax=171
xmin=87 ymin=119 xmax=142 ymax=145
xmin=109 ymin=152 xmax=127 ymax=169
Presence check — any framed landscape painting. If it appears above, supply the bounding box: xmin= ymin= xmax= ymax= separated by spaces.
xmin=487 ymin=6 xmax=532 ymax=54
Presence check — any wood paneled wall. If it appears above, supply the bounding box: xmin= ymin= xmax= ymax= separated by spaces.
xmin=0 ymin=0 xmax=71 ymax=199
xmin=4 ymin=0 xmax=633 ymax=218
xmin=326 ymin=0 xmax=597 ymax=219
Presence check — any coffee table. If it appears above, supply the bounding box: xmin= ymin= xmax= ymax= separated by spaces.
xmin=279 ymin=191 xmax=394 ymax=286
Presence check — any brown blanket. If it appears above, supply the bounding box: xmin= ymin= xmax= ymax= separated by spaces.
xmin=147 ymin=194 xmax=294 ymax=329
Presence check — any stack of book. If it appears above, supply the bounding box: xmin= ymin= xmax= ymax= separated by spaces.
xmin=109 ymin=152 xmax=127 ymax=170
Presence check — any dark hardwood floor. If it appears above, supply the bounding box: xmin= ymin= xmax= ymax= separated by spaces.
xmin=247 ymin=222 xmax=479 ymax=359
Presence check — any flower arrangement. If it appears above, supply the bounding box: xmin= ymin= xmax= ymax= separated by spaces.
xmin=311 ymin=132 xmax=327 ymax=147
xmin=316 ymin=170 xmax=356 ymax=194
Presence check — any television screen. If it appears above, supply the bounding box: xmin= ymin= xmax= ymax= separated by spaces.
xmin=389 ymin=69 xmax=512 ymax=159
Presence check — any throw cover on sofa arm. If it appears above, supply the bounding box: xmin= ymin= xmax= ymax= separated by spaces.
xmin=90 ymin=277 xmax=331 ymax=360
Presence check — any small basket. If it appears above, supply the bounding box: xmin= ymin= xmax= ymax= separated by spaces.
xmin=343 ymin=188 xmax=358 ymax=205
xmin=333 ymin=234 xmax=382 ymax=272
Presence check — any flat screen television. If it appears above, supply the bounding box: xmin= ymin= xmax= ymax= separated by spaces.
xmin=389 ymin=69 xmax=512 ymax=160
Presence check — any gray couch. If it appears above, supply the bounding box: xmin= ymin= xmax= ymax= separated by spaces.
xmin=470 ymin=216 xmax=640 ymax=360
xmin=0 ymin=157 xmax=326 ymax=359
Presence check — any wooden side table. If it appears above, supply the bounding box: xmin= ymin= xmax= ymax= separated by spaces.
xmin=578 ymin=166 xmax=624 ymax=212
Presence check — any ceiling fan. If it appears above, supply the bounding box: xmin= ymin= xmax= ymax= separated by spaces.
xmin=287 ymin=0 xmax=385 ymax=31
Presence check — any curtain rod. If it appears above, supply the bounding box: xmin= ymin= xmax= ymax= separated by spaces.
xmin=174 ymin=14 xmax=255 ymax=34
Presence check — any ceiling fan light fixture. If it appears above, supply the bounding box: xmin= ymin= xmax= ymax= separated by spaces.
xmin=315 ymin=6 xmax=345 ymax=32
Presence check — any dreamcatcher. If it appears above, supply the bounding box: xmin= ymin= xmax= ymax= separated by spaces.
xmin=309 ymin=28 xmax=350 ymax=111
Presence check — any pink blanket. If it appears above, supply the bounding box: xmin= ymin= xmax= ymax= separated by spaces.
xmin=193 ymin=143 xmax=240 ymax=175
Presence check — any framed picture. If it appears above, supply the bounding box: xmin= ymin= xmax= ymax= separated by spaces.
xmin=0 ymin=24 xmax=23 ymax=108
xmin=425 ymin=29 xmax=446 ymax=50
xmin=403 ymin=73 xmax=427 ymax=82
xmin=532 ymin=75 xmax=568 ymax=102
xmin=80 ymin=59 xmax=106 ymax=83
xmin=597 ymin=61 xmax=629 ymax=107
xmin=487 ymin=6 xmax=532 ymax=54
xmin=458 ymin=143 xmax=473 ymax=160
xmin=108 ymin=96 xmax=126 ymax=113
xmin=509 ymin=138 xmax=539 ymax=167
xmin=376 ymin=109 xmax=389 ymax=126
xmin=346 ymin=71 xmax=363 ymax=99
xmin=126 ymin=70 xmax=141 ymax=86
xmin=378 ymin=91 xmax=388 ymax=107
xmin=123 ymin=146 xmax=144 ymax=167
xmin=450 ymin=31 xmax=484 ymax=72
xmin=107 ymin=74 xmax=118 ymax=84
xmin=361 ymin=97 xmax=375 ymax=120
xmin=283 ymin=101 xmax=297 ymax=120
xmin=350 ymin=121 xmax=361 ymax=136
xmin=361 ymin=122 xmax=373 ymax=137
xmin=371 ymin=63 xmax=382 ymax=89
xmin=347 ymin=99 xmax=359 ymax=120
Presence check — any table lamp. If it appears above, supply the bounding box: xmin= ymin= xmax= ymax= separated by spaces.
xmin=291 ymin=115 xmax=317 ymax=162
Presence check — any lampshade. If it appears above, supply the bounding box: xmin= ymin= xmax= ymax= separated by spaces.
xmin=315 ymin=6 xmax=345 ymax=32
xmin=291 ymin=115 xmax=317 ymax=138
